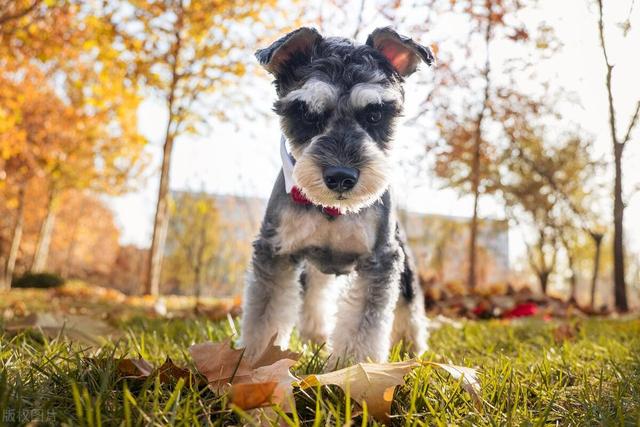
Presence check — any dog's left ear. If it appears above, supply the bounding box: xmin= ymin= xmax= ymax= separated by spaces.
xmin=366 ymin=27 xmax=435 ymax=76
xmin=256 ymin=27 xmax=322 ymax=77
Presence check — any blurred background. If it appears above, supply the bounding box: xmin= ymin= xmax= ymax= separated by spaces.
xmin=1 ymin=0 xmax=639 ymax=315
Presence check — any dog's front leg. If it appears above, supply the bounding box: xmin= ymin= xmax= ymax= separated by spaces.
xmin=330 ymin=247 xmax=402 ymax=366
xmin=239 ymin=238 xmax=301 ymax=361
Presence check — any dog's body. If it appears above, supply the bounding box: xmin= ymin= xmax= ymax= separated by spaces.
xmin=240 ymin=27 xmax=433 ymax=365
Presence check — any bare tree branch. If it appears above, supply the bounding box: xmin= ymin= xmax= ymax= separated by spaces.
xmin=597 ymin=0 xmax=620 ymax=146
xmin=621 ymin=100 xmax=640 ymax=145
xmin=352 ymin=0 xmax=366 ymax=39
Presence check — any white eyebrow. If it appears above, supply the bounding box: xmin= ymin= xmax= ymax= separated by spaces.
xmin=281 ymin=79 xmax=339 ymax=113
xmin=350 ymin=83 xmax=401 ymax=109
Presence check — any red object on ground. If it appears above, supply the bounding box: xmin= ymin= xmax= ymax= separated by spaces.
xmin=503 ymin=302 xmax=538 ymax=319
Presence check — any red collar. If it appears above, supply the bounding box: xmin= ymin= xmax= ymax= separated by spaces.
xmin=290 ymin=186 xmax=342 ymax=217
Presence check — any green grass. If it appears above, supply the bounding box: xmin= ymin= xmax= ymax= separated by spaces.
xmin=1 ymin=306 xmax=640 ymax=426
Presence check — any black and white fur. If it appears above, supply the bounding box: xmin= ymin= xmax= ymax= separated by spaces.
xmin=239 ymin=27 xmax=434 ymax=366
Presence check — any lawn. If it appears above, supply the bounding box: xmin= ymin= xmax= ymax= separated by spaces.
xmin=1 ymin=288 xmax=639 ymax=426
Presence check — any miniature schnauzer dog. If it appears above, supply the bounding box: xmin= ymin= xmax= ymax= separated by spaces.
xmin=240 ymin=27 xmax=434 ymax=365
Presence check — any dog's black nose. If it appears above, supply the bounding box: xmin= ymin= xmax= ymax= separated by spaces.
xmin=323 ymin=166 xmax=359 ymax=192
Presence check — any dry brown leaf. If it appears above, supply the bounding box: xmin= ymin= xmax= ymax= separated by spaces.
xmin=231 ymin=339 xmax=300 ymax=410
xmin=190 ymin=335 xmax=300 ymax=410
xmin=189 ymin=339 xmax=253 ymax=390
xmin=252 ymin=335 xmax=301 ymax=368
xmin=117 ymin=358 xmax=154 ymax=379
xmin=553 ymin=323 xmax=580 ymax=344
xmin=299 ymin=360 xmax=482 ymax=421
xmin=231 ymin=358 xmax=299 ymax=410
xmin=158 ymin=357 xmax=198 ymax=386
xmin=231 ymin=382 xmax=278 ymax=409
xmin=188 ymin=337 xmax=481 ymax=418
xmin=300 ymin=360 xmax=421 ymax=422
xmin=4 ymin=312 xmax=120 ymax=345
xmin=115 ymin=356 xmax=196 ymax=386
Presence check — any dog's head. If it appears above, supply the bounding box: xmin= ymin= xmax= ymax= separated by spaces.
xmin=257 ymin=27 xmax=434 ymax=213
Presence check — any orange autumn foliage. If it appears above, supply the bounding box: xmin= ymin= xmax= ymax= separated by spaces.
xmin=0 ymin=178 xmax=121 ymax=284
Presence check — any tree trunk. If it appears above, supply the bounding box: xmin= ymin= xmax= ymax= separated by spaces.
xmin=468 ymin=188 xmax=479 ymax=291
xmin=539 ymin=270 xmax=549 ymax=295
xmin=612 ymin=144 xmax=628 ymax=312
xmin=467 ymin=1 xmax=492 ymax=292
xmin=61 ymin=201 xmax=85 ymax=278
xmin=31 ymin=190 xmax=57 ymax=272
xmin=62 ymin=220 xmax=79 ymax=278
xmin=145 ymin=134 xmax=175 ymax=296
xmin=144 ymin=20 xmax=182 ymax=296
xmin=590 ymin=232 xmax=603 ymax=310
xmin=194 ymin=264 xmax=202 ymax=299
xmin=564 ymin=239 xmax=578 ymax=304
xmin=597 ymin=0 xmax=628 ymax=313
xmin=2 ymin=186 xmax=26 ymax=290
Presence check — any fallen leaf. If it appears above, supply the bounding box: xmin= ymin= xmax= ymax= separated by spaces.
xmin=232 ymin=358 xmax=299 ymax=410
xmin=189 ymin=339 xmax=253 ymax=390
xmin=299 ymin=359 xmax=482 ymax=421
xmin=553 ymin=323 xmax=580 ymax=344
xmin=117 ymin=358 xmax=154 ymax=379
xmin=188 ymin=338 xmax=481 ymax=418
xmin=190 ymin=335 xmax=300 ymax=410
xmin=299 ymin=360 xmax=420 ymax=422
xmin=114 ymin=356 xmax=196 ymax=386
xmin=231 ymin=382 xmax=278 ymax=409
xmin=158 ymin=357 xmax=198 ymax=385
xmin=230 ymin=338 xmax=300 ymax=410
xmin=4 ymin=312 xmax=120 ymax=345
xmin=428 ymin=362 xmax=482 ymax=408
xmin=252 ymin=335 xmax=301 ymax=368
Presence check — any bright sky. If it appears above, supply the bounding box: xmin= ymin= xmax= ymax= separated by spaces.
xmin=108 ymin=0 xmax=640 ymax=268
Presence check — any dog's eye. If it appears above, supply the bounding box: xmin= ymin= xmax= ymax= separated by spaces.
xmin=366 ymin=109 xmax=383 ymax=124
xmin=303 ymin=110 xmax=319 ymax=124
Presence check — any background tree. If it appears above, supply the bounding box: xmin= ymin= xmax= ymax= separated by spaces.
xmin=0 ymin=0 xmax=70 ymax=60
xmin=500 ymin=134 xmax=596 ymax=295
xmin=28 ymin=53 xmax=146 ymax=273
xmin=162 ymin=192 xmax=221 ymax=298
xmin=405 ymin=0 xmax=554 ymax=291
xmin=0 ymin=67 xmax=65 ymax=289
xmin=109 ymin=245 xmax=149 ymax=295
xmin=101 ymin=0 xmax=287 ymax=295
xmin=499 ymin=135 xmax=559 ymax=295
xmin=0 ymin=1 xmax=146 ymax=286
xmin=490 ymin=84 xmax=601 ymax=297
xmin=51 ymin=192 xmax=121 ymax=281
xmin=594 ymin=0 xmax=639 ymax=312
xmin=0 ymin=69 xmax=140 ymax=287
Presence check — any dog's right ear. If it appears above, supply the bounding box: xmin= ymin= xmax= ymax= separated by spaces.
xmin=366 ymin=27 xmax=434 ymax=76
xmin=256 ymin=27 xmax=322 ymax=77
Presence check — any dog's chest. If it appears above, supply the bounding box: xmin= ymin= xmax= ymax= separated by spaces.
xmin=275 ymin=207 xmax=379 ymax=257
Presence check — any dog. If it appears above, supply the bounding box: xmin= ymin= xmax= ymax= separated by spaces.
xmin=239 ymin=27 xmax=434 ymax=366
